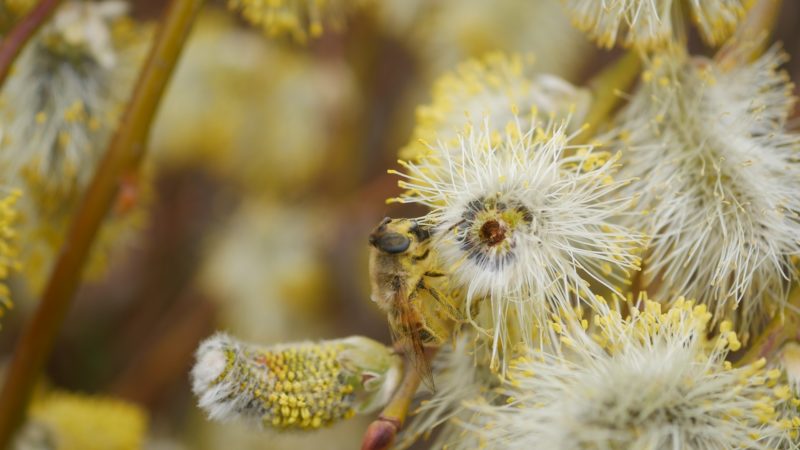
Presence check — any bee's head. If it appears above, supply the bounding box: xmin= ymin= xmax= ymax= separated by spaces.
xmin=368 ymin=217 xmax=431 ymax=254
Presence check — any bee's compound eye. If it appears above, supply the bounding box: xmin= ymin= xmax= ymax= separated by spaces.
xmin=376 ymin=232 xmax=411 ymax=254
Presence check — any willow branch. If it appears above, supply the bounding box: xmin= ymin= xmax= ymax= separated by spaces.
xmin=361 ymin=349 xmax=435 ymax=450
xmin=0 ymin=0 xmax=62 ymax=87
xmin=574 ymin=50 xmax=641 ymax=145
xmin=0 ymin=0 xmax=203 ymax=445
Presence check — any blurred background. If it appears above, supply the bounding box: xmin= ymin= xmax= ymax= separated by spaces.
xmin=1 ymin=0 xmax=800 ymax=448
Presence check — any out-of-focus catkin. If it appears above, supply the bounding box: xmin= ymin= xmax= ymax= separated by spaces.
xmin=0 ymin=1 xmax=151 ymax=291
xmin=14 ymin=391 xmax=147 ymax=450
xmin=191 ymin=334 xmax=402 ymax=431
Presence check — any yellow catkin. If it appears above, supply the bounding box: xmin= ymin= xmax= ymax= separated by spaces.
xmin=562 ymin=0 xmax=753 ymax=49
xmin=399 ymin=52 xmax=587 ymax=163
xmin=227 ymin=0 xmax=369 ymax=42
xmin=0 ymin=3 xmax=152 ymax=292
xmin=0 ymin=190 xmax=20 ymax=319
xmin=193 ymin=335 xmax=402 ymax=431
xmin=22 ymin=391 xmax=147 ymax=450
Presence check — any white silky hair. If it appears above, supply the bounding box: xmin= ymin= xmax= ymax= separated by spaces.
xmin=395 ymin=117 xmax=643 ymax=370
xmin=396 ymin=335 xmax=494 ymax=449
xmin=460 ymin=302 xmax=799 ymax=450
xmin=191 ymin=333 xmax=257 ymax=424
xmin=0 ymin=0 xmax=141 ymax=199
xmin=615 ymin=46 xmax=800 ymax=336
xmin=562 ymin=0 xmax=750 ymax=48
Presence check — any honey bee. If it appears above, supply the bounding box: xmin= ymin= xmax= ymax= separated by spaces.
xmin=368 ymin=217 xmax=460 ymax=389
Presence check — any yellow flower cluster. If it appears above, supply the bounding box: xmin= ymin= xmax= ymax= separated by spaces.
xmin=192 ymin=334 xmax=402 ymax=431
xmin=239 ymin=340 xmax=355 ymax=429
xmin=584 ymin=298 xmax=727 ymax=353
xmin=690 ymin=0 xmax=755 ymax=46
xmin=0 ymin=190 xmax=19 ymax=319
xmin=582 ymin=299 xmax=796 ymax=441
xmin=0 ymin=2 xmax=152 ymax=291
xmin=8 ymin=11 xmax=146 ymax=203
xmin=18 ymin=391 xmax=147 ymax=450
xmin=227 ymin=0 xmax=369 ymax=42
xmin=467 ymin=298 xmax=800 ymax=449
xmin=399 ymin=52 xmax=588 ymax=162
xmin=612 ymin=46 xmax=800 ymax=339
xmin=562 ymin=0 xmax=754 ymax=49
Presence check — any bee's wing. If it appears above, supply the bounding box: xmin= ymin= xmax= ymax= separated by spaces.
xmin=389 ymin=287 xmax=436 ymax=391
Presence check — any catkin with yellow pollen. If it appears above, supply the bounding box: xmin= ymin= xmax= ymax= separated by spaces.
xmin=14 ymin=391 xmax=147 ymax=450
xmin=0 ymin=190 xmax=20 ymax=320
xmin=227 ymin=0 xmax=370 ymax=43
xmin=459 ymin=298 xmax=800 ymax=450
xmin=399 ymin=52 xmax=589 ymax=162
xmin=0 ymin=1 xmax=151 ymax=291
xmin=393 ymin=117 xmax=642 ymax=373
xmin=613 ymin=46 xmax=800 ymax=339
xmin=561 ymin=0 xmax=754 ymax=49
xmin=191 ymin=333 xmax=403 ymax=431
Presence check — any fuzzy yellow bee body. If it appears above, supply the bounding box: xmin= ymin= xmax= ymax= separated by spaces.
xmin=368 ymin=218 xmax=460 ymax=389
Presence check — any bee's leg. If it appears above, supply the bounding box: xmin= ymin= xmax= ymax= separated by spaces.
xmin=412 ymin=249 xmax=430 ymax=262
xmin=418 ymin=280 xmax=464 ymax=322
xmin=423 ymin=271 xmax=445 ymax=278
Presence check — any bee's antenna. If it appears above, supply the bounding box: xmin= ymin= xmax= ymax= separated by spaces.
xmin=429 ymin=219 xmax=465 ymax=247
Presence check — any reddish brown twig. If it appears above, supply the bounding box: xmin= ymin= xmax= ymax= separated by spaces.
xmin=362 ymin=362 xmax=422 ymax=450
xmin=362 ymin=347 xmax=438 ymax=450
